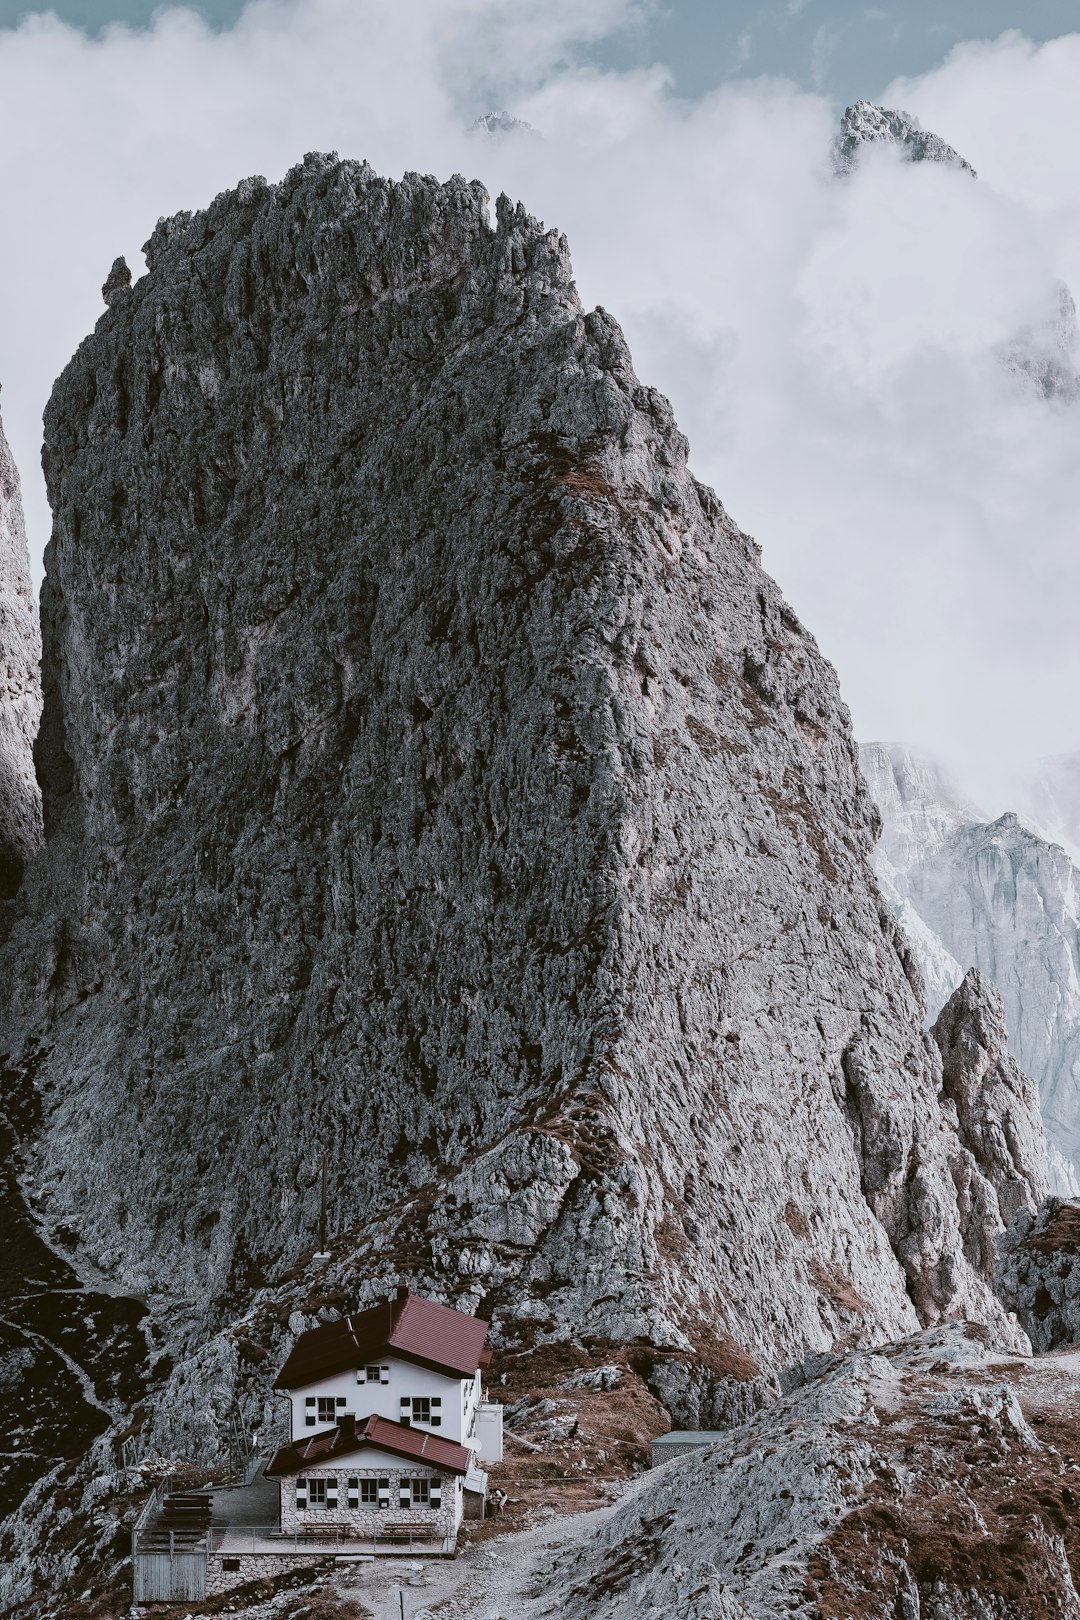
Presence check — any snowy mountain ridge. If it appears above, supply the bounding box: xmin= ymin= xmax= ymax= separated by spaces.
xmin=862 ymin=742 xmax=1080 ymax=1196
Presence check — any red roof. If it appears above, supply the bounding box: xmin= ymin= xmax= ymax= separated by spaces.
xmin=265 ymin=1413 xmax=471 ymax=1478
xmin=274 ymin=1294 xmax=490 ymax=1389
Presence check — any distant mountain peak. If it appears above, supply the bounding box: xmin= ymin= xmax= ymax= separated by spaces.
xmin=468 ymin=110 xmax=539 ymax=141
xmin=834 ymin=100 xmax=977 ymax=179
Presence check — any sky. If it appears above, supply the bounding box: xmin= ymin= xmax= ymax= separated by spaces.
xmin=0 ymin=0 xmax=1079 ymax=810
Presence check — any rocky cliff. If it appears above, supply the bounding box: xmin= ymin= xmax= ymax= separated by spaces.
xmin=862 ymin=742 xmax=1080 ymax=1194
xmin=0 ymin=158 xmax=1044 ymax=1489
xmin=0 ymin=398 xmax=42 ymax=925
xmin=833 ymin=99 xmax=977 ymax=178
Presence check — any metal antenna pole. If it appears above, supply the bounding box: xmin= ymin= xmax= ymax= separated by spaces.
xmin=320 ymin=1148 xmax=329 ymax=1254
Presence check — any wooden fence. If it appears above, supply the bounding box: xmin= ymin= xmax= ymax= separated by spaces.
xmin=133 ymin=1551 xmax=207 ymax=1602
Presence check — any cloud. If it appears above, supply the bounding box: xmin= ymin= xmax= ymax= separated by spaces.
xmin=1 ymin=4 xmax=1079 ymax=807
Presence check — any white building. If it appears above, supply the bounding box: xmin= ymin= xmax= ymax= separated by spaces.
xmin=265 ymin=1292 xmax=503 ymax=1553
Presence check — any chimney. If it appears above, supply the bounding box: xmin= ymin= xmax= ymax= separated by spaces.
xmin=394 ymin=1284 xmax=408 ymax=1304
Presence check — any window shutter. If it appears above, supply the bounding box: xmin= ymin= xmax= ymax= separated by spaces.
xmin=326 ymin=1476 xmax=339 ymax=1508
xmin=336 ymin=1396 xmax=347 ymax=1406
xmin=431 ymin=1414 xmax=441 ymax=1427
xmin=377 ymin=1478 xmax=390 ymax=1508
xmin=430 ymin=1481 xmax=442 ymax=1508
xmin=305 ymin=1396 xmax=316 ymax=1405
xmin=400 ymin=1397 xmax=411 ymax=1410
xmin=381 ymin=1366 xmax=390 ymax=1384
xmin=296 ymin=1479 xmax=308 ymax=1509
xmin=347 ymin=1477 xmax=359 ymax=1509
xmin=305 ymin=1416 xmax=316 ymax=1427
xmin=399 ymin=1481 xmax=411 ymax=1509
xmin=431 ymin=1397 xmax=441 ymax=1407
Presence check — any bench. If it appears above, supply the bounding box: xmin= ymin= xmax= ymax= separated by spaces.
xmin=297 ymin=1523 xmax=354 ymax=1540
xmin=380 ymin=1522 xmax=439 ymax=1542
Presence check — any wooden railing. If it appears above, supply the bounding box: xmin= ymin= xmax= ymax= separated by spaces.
xmin=207 ymin=1522 xmax=452 ymax=1556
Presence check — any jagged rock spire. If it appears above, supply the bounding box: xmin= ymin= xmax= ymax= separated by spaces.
xmin=0 ymin=396 xmax=41 ymax=921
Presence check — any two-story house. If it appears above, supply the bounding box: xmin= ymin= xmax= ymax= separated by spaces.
xmin=265 ymin=1291 xmax=503 ymax=1553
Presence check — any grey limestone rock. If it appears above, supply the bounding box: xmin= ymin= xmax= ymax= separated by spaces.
xmin=464 ymin=1323 xmax=1080 ymax=1620
xmin=100 ymin=255 xmax=132 ymax=308
xmin=997 ymin=1197 xmax=1080 ymax=1351
xmin=468 ymin=110 xmax=539 ymax=141
xmin=0 ymin=397 xmax=42 ymax=924
xmin=0 ymin=157 xmax=1037 ymax=1459
xmin=862 ymin=742 xmax=1080 ymax=1195
xmin=833 ymin=99 xmax=977 ymax=178
xmin=932 ymin=969 xmax=1049 ymax=1274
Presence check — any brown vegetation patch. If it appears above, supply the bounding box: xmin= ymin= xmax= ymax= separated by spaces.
xmin=1020 ymin=1202 xmax=1080 ymax=1255
xmin=684 ymin=714 xmax=740 ymax=759
xmin=475 ymin=1340 xmax=670 ymax=1540
xmin=805 ymin=1385 xmax=1080 ymax=1618
xmin=808 ymin=1258 xmax=868 ymax=1317
xmin=784 ymin=1200 xmax=811 ymax=1240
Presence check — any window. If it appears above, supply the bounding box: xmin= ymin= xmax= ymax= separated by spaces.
xmin=367 ymin=1365 xmax=382 ymax=1382
xmin=308 ymin=1478 xmax=327 ymax=1506
xmin=411 ymin=1479 xmax=430 ymax=1506
xmin=222 ymin=1559 xmax=240 ymax=1573
xmin=360 ymin=1480 xmax=379 ymax=1504
xmin=402 ymin=1397 xmax=442 ymax=1428
xmin=316 ymin=1397 xmax=337 ymax=1424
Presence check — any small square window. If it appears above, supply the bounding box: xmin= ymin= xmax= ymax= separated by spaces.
xmin=366 ymin=1365 xmax=382 ymax=1382
xmin=316 ymin=1397 xmax=337 ymax=1424
xmin=411 ymin=1478 xmax=430 ymax=1506
xmin=222 ymin=1557 xmax=241 ymax=1572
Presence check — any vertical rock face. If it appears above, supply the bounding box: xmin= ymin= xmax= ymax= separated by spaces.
xmin=862 ymin=742 xmax=1080 ymax=1195
xmin=0 ymin=400 xmax=42 ymax=920
xmin=998 ymin=1198 xmax=1080 ymax=1351
xmin=931 ymin=969 xmax=1049 ymax=1280
xmin=2 ymin=158 xmax=1036 ymax=1395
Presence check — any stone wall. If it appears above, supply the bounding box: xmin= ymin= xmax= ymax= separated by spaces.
xmin=205 ymin=1552 xmax=329 ymax=1595
xmin=278 ymin=1461 xmax=460 ymax=1541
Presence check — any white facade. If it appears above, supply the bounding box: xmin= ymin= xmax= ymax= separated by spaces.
xmin=286 ymin=1356 xmax=500 ymax=1460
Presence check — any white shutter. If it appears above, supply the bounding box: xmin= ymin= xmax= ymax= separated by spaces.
xmin=377 ymin=1477 xmax=390 ymax=1508
xmin=430 ymin=1481 xmax=442 ymax=1508
xmin=381 ymin=1365 xmax=390 ymax=1384
xmin=296 ymin=1478 xmax=308 ymax=1509
xmin=355 ymin=1368 xmax=366 ymax=1384
xmin=398 ymin=1480 xmax=411 ymax=1509
xmin=400 ymin=1397 xmax=411 ymax=1411
xmin=326 ymin=1476 xmax=338 ymax=1508
xmin=347 ymin=1476 xmax=359 ymax=1509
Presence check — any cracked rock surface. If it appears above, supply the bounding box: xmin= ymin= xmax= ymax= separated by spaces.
xmin=0 ymin=157 xmax=1042 ymax=1472
xmin=0 ymin=397 xmax=42 ymax=923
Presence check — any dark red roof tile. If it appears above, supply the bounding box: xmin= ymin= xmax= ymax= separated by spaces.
xmin=273 ymin=1294 xmax=489 ymax=1389
xmin=265 ymin=1413 xmax=471 ymax=1478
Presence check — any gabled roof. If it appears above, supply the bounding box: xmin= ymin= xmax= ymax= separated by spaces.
xmin=265 ymin=1413 xmax=471 ymax=1478
xmin=273 ymin=1293 xmax=491 ymax=1389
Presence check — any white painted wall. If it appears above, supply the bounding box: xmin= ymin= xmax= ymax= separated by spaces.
xmin=287 ymin=1356 xmax=478 ymax=1444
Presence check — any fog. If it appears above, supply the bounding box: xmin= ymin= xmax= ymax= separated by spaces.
xmin=1 ymin=3 xmax=1077 ymax=808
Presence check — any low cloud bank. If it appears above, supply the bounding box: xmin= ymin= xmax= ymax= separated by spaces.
xmin=1 ymin=4 xmax=1078 ymax=805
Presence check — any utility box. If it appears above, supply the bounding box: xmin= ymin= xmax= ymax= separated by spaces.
xmin=474 ymin=1401 xmax=503 ymax=1463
